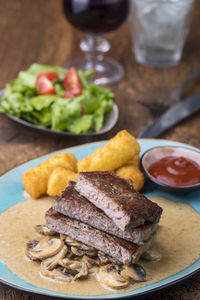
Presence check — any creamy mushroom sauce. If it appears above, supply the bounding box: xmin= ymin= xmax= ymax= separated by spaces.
xmin=0 ymin=196 xmax=200 ymax=295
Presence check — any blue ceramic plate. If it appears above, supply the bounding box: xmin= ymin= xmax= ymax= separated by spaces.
xmin=0 ymin=138 xmax=200 ymax=299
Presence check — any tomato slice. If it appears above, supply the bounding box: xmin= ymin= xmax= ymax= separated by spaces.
xmin=63 ymin=67 xmax=82 ymax=96
xmin=36 ymin=76 xmax=56 ymax=95
xmin=37 ymin=72 xmax=58 ymax=81
xmin=36 ymin=71 xmax=58 ymax=95
xmin=63 ymin=90 xmax=74 ymax=99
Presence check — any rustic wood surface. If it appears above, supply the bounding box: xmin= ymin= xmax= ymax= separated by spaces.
xmin=0 ymin=0 xmax=200 ymax=299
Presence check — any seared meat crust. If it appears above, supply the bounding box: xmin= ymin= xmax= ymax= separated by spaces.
xmin=45 ymin=207 xmax=156 ymax=265
xmin=75 ymin=172 xmax=162 ymax=231
xmin=54 ymin=181 xmax=158 ymax=244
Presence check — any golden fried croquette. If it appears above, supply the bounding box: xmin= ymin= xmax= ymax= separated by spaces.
xmin=47 ymin=167 xmax=78 ymax=197
xmin=22 ymin=165 xmax=49 ymax=199
xmin=78 ymin=130 xmax=140 ymax=172
xmin=126 ymin=154 xmax=141 ymax=168
xmin=116 ymin=164 xmax=145 ymax=191
xmin=47 ymin=153 xmax=77 ymax=173
xmin=22 ymin=153 xmax=77 ymax=198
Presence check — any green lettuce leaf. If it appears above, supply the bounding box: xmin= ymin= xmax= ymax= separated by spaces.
xmin=0 ymin=63 xmax=114 ymax=134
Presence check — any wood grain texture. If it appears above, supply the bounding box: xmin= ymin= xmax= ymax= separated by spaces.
xmin=0 ymin=0 xmax=199 ymax=299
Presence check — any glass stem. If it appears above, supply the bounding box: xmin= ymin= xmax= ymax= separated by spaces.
xmin=80 ymin=34 xmax=110 ymax=70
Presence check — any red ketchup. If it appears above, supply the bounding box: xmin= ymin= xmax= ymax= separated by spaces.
xmin=149 ymin=156 xmax=200 ymax=187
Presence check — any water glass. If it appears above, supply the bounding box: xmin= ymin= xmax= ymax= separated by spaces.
xmin=130 ymin=0 xmax=194 ymax=67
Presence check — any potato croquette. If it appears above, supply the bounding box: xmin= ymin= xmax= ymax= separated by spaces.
xmin=47 ymin=167 xmax=78 ymax=197
xmin=116 ymin=164 xmax=145 ymax=191
xmin=47 ymin=153 xmax=77 ymax=173
xmin=78 ymin=130 xmax=140 ymax=172
xmin=22 ymin=130 xmax=143 ymax=199
xmin=22 ymin=165 xmax=50 ymax=199
xmin=126 ymin=154 xmax=141 ymax=168
xmin=22 ymin=153 xmax=77 ymax=198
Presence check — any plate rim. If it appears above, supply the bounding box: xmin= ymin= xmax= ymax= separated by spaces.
xmin=0 ymin=138 xmax=200 ymax=299
xmin=0 ymin=265 xmax=199 ymax=300
xmin=0 ymin=88 xmax=119 ymax=137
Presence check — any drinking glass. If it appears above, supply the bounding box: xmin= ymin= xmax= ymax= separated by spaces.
xmin=63 ymin=0 xmax=130 ymax=85
xmin=130 ymin=0 xmax=194 ymax=67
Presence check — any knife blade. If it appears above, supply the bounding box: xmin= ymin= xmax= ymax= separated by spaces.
xmin=138 ymin=92 xmax=200 ymax=138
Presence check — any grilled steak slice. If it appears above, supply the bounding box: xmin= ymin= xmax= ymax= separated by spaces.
xmin=45 ymin=207 xmax=156 ymax=265
xmin=75 ymin=172 xmax=162 ymax=231
xmin=54 ymin=181 xmax=158 ymax=244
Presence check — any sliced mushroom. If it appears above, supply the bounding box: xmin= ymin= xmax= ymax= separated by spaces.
xmin=80 ymin=244 xmax=96 ymax=251
xmin=141 ymin=249 xmax=162 ymax=261
xmin=85 ymin=248 xmax=98 ymax=257
xmin=98 ymin=252 xmax=112 ymax=265
xmin=97 ymin=264 xmax=129 ymax=289
xmin=74 ymin=262 xmax=88 ymax=280
xmin=121 ymin=264 xmax=146 ymax=282
xmin=58 ymin=258 xmax=82 ymax=271
xmin=41 ymin=265 xmax=73 ymax=282
xmin=71 ymin=246 xmax=85 ymax=256
xmin=109 ymin=258 xmax=122 ymax=266
xmin=82 ymin=255 xmax=99 ymax=274
xmin=25 ymin=240 xmax=39 ymax=260
xmin=41 ymin=245 xmax=68 ymax=271
xmin=34 ymin=225 xmax=56 ymax=236
xmin=58 ymin=258 xmax=88 ymax=280
xmin=26 ymin=237 xmax=63 ymax=260
xmin=65 ymin=236 xmax=83 ymax=247
xmin=114 ymin=264 xmax=123 ymax=273
xmin=79 ymin=245 xmax=97 ymax=257
xmin=82 ymin=255 xmax=99 ymax=267
xmin=65 ymin=249 xmax=76 ymax=259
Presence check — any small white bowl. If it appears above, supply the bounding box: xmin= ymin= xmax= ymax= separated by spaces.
xmin=141 ymin=146 xmax=200 ymax=194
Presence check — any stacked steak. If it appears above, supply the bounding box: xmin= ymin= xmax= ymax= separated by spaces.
xmin=45 ymin=171 xmax=162 ymax=265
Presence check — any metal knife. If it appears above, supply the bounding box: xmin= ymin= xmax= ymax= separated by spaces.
xmin=138 ymin=92 xmax=200 ymax=138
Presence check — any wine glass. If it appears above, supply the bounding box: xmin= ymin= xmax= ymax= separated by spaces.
xmin=63 ymin=0 xmax=130 ymax=85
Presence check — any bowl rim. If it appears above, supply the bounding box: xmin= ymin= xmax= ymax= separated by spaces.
xmin=140 ymin=145 xmax=200 ymax=190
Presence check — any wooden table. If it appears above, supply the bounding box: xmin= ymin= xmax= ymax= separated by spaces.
xmin=0 ymin=0 xmax=200 ymax=299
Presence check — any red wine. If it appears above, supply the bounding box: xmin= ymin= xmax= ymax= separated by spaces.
xmin=63 ymin=0 xmax=130 ymax=34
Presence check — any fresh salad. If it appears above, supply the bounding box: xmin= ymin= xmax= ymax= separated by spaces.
xmin=0 ymin=64 xmax=114 ymax=134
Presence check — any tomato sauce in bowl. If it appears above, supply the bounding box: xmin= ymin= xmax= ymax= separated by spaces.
xmin=141 ymin=146 xmax=200 ymax=194
xmin=148 ymin=156 xmax=200 ymax=187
